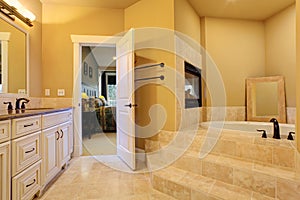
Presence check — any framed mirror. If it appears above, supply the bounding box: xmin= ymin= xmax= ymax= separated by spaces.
xmin=246 ymin=76 xmax=286 ymax=123
xmin=0 ymin=14 xmax=28 ymax=94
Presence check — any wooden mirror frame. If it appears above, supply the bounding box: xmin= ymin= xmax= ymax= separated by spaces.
xmin=246 ymin=76 xmax=286 ymax=123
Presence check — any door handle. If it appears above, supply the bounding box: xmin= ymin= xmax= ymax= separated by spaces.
xmin=124 ymin=103 xmax=137 ymax=108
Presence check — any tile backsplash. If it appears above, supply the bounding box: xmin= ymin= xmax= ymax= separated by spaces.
xmin=0 ymin=94 xmax=72 ymax=110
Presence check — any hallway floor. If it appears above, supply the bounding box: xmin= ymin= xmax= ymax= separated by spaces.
xmin=82 ymin=132 xmax=117 ymax=156
xmin=39 ymin=156 xmax=175 ymax=200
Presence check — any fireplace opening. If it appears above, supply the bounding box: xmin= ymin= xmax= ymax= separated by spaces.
xmin=184 ymin=61 xmax=202 ymax=108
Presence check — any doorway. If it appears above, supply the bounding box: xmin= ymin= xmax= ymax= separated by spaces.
xmin=72 ymin=32 xmax=138 ymax=171
xmin=81 ymin=45 xmax=117 ymax=156
xmin=71 ymin=35 xmax=121 ymax=157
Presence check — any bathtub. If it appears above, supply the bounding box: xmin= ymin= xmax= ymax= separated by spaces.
xmin=200 ymin=121 xmax=295 ymax=139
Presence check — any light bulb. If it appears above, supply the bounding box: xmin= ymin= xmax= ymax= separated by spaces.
xmin=18 ymin=7 xmax=36 ymax=21
xmin=3 ymin=0 xmax=22 ymax=9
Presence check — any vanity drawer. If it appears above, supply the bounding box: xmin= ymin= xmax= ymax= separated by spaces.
xmin=0 ymin=120 xmax=10 ymax=143
xmin=12 ymin=131 xmax=41 ymax=176
xmin=42 ymin=110 xmax=72 ymax=129
xmin=12 ymin=115 xmax=41 ymax=139
xmin=12 ymin=160 xmax=41 ymax=200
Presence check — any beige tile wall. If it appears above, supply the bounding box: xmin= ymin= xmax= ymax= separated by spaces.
xmin=0 ymin=95 xmax=72 ymax=110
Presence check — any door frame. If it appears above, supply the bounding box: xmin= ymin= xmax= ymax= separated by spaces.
xmin=71 ymin=35 xmax=121 ymax=156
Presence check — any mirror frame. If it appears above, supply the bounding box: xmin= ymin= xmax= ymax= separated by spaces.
xmin=0 ymin=13 xmax=29 ymax=95
xmin=246 ymin=76 xmax=286 ymax=123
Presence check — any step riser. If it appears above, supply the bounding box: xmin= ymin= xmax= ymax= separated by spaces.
xmin=153 ymin=170 xmax=300 ymax=200
xmin=173 ymin=158 xmax=274 ymax=198
xmin=172 ymin=155 xmax=300 ymax=198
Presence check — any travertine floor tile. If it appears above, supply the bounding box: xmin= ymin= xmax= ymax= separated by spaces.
xmin=39 ymin=157 xmax=157 ymax=200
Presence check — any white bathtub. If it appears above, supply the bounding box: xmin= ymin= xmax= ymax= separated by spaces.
xmin=200 ymin=121 xmax=295 ymax=139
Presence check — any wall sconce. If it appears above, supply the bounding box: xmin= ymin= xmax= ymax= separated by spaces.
xmin=0 ymin=0 xmax=35 ymax=27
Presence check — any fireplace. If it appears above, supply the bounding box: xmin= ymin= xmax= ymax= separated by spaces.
xmin=184 ymin=61 xmax=202 ymax=108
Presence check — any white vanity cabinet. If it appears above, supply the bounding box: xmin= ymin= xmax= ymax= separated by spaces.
xmin=41 ymin=110 xmax=73 ymax=186
xmin=0 ymin=107 xmax=73 ymax=200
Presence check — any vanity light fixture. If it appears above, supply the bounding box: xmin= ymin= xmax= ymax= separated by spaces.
xmin=0 ymin=0 xmax=35 ymax=27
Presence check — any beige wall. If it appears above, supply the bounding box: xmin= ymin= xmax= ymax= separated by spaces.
xmin=21 ymin=0 xmax=43 ymax=97
xmin=82 ymin=47 xmax=98 ymax=93
xmin=174 ymin=0 xmax=201 ymax=43
xmin=125 ymin=0 xmax=177 ymax=132
xmin=42 ymin=4 xmax=124 ymax=98
xmin=202 ymin=18 xmax=266 ymax=106
xmin=265 ymin=4 xmax=296 ymax=107
xmin=296 ymin=0 xmax=300 ymax=151
xmin=124 ymin=0 xmax=174 ymax=30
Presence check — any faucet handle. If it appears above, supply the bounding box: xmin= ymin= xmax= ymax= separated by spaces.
xmin=257 ymin=129 xmax=267 ymax=138
xmin=21 ymin=101 xmax=29 ymax=109
xmin=3 ymin=102 xmax=13 ymax=110
xmin=287 ymin=132 xmax=295 ymax=140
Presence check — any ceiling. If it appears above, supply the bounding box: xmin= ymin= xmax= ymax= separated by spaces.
xmin=41 ymin=0 xmax=296 ymax=20
xmin=188 ymin=0 xmax=295 ymax=20
xmin=90 ymin=46 xmax=116 ymax=67
xmin=40 ymin=0 xmax=140 ymax=9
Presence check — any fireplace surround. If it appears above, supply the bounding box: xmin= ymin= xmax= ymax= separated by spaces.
xmin=184 ymin=61 xmax=202 ymax=108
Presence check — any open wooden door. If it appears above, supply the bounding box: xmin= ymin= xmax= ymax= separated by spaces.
xmin=116 ymin=29 xmax=136 ymax=170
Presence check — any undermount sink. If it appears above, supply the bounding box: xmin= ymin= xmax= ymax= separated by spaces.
xmin=25 ymin=108 xmax=54 ymax=110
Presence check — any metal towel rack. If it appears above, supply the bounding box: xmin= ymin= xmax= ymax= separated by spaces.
xmin=134 ymin=62 xmax=165 ymax=82
xmin=135 ymin=62 xmax=165 ymax=70
xmin=135 ymin=75 xmax=164 ymax=82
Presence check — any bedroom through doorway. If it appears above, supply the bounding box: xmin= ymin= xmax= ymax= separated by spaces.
xmin=81 ymin=45 xmax=117 ymax=156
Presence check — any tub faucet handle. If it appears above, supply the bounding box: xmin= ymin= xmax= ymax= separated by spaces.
xmin=257 ymin=129 xmax=267 ymax=138
xmin=287 ymin=132 xmax=295 ymax=140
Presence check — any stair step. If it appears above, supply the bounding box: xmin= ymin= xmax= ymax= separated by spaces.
xmin=147 ymin=128 xmax=300 ymax=199
xmin=152 ymin=166 xmax=274 ymax=200
xmin=196 ymin=127 xmax=299 ymax=170
xmin=177 ymin=151 xmax=300 ymax=182
xmin=170 ymin=151 xmax=300 ymax=199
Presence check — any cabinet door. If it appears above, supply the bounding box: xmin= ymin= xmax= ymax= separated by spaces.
xmin=0 ymin=141 xmax=10 ymax=200
xmin=42 ymin=126 xmax=60 ymax=185
xmin=58 ymin=122 xmax=71 ymax=168
xmin=0 ymin=120 xmax=10 ymax=143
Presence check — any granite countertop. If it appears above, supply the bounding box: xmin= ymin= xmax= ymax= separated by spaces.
xmin=0 ymin=107 xmax=73 ymax=121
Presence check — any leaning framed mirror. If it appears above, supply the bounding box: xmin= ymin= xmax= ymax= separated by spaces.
xmin=246 ymin=76 xmax=286 ymax=123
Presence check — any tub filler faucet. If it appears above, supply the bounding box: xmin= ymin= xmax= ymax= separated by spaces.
xmin=270 ymin=118 xmax=280 ymax=139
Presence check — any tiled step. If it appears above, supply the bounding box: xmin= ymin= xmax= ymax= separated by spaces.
xmin=146 ymin=128 xmax=300 ymax=199
xmin=196 ymin=128 xmax=299 ymax=171
xmin=147 ymin=128 xmax=300 ymax=172
xmin=152 ymin=166 xmax=274 ymax=200
xmin=170 ymin=151 xmax=300 ymax=199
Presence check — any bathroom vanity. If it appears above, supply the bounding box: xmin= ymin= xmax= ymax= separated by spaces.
xmin=0 ymin=107 xmax=73 ymax=200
